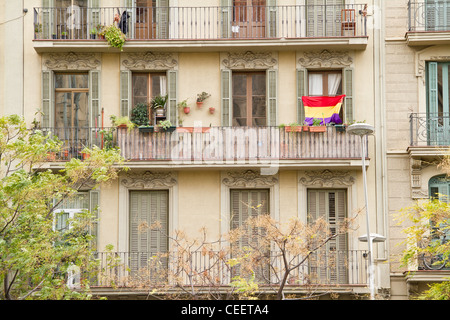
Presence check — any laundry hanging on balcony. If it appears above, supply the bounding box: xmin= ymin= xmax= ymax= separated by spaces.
xmin=301 ymin=95 xmax=345 ymax=125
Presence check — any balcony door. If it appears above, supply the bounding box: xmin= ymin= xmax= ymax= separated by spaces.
xmin=306 ymin=0 xmax=344 ymax=37
xmin=129 ymin=190 xmax=169 ymax=278
xmin=132 ymin=0 xmax=169 ymax=39
xmin=54 ymin=73 xmax=89 ymax=154
xmin=427 ymin=62 xmax=450 ymax=146
xmin=232 ymin=72 xmax=267 ymax=126
xmin=426 ymin=0 xmax=450 ymax=31
xmin=233 ymin=0 xmax=266 ymax=38
xmin=307 ymin=189 xmax=348 ymax=284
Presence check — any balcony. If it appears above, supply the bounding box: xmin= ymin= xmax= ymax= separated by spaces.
xmin=33 ymin=4 xmax=368 ymax=53
xmin=407 ymin=1 xmax=450 ymax=46
xmin=89 ymin=250 xmax=368 ymax=294
xmin=408 ymin=113 xmax=450 ymax=158
xmin=41 ymin=126 xmax=368 ymax=169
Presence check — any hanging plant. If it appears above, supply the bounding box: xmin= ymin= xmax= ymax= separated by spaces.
xmin=103 ymin=25 xmax=126 ymax=51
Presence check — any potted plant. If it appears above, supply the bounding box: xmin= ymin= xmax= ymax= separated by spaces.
xmin=111 ymin=115 xmax=134 ymax=129
xmin=61 ymin=31 xmax=68 ymax=39
xmin=335 ymin=123 xmax=347 ymax=132
xmin=309 ymin=118 xmax=326 ymax=132
xmin=151 ymin=94 xmax=168 ymax=117
xmin=157 ymin=120 xmax=176 ymax=132
xmin=196 ymin=92 xmax=210 ymax=107
xmin=209 ymin=107 xmax=215 ymax=114
xmin=52 ymin=33 xmax=57 ymax=39
xmin=177 ymin=99 xmax=190 ymax=114
xmin=90 ymin=28 xmax=97 ymax=39
xmin=103 ymin=24 xmax=126 ymax=51
xmin=284 ymin=122 xmax=302 ymax=133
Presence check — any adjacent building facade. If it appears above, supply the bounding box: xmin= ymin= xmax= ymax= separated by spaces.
xmin=3 ymin=0 xmax=448 ymax=300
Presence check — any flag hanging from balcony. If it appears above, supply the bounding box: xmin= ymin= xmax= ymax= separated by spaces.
xmin=302 ymin=95 xmax=345 ymax=125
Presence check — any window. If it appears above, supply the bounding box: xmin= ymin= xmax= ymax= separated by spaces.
xmin=232 ymin=72 xmax=267 ymax=126
xmin=307 ymin=189 xmax=348 ymax=284
xmin=308 ymin=70 xmax=343 ymax=122
xmin=55 ymin=0 xmax=88 ymax=39
xmin=426 ymin=0 xmax=450 ymax=31
xmin=306 ymin=0 xmax=344 ymax=37
xmin=132 ymin=72 xmax=167 ymax=106
xmin=427 ymin=62 xmax=450 ymax=145
xmin=232 ymin=0 xmax=266 ymax=38
xmin=230 ymin=189 xmax=270 ymax=282
xmin=129 ymin=190 xmax=169 ymax=279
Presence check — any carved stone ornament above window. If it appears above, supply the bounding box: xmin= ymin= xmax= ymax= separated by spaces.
xmin=297 ymin=50 xmax=353 ymax=69
xmin=222 ymin=51 xmax=277 ymax=70
xmin=299 ymin=170 xmax=355 ymax=187
xmin=222 ymin=170 xmax=278 ymax=187
xmin=43 ymin=52 xmax=101 ymax=70
xmin=121 ymin=52 xmax=178 ymax=71
xmin=121 ymin=171 xmax=177 ymax=189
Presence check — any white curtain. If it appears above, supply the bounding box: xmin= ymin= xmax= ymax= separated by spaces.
xmin=160 ymin=75 xmax=167 ymax=95
xmin=328 ymin=73 xmax=342 ymax=95
xmin=309 ymin=73 xmax=323 ymax=96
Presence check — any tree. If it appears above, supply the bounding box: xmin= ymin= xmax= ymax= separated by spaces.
xmin=396 ymin=198 xmax=450 ymax=300
xmin=0 ymin=115 xmax=126 ymax=300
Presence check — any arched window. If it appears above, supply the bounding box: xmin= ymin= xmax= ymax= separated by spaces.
xmin=429 ymin=175 xmax=450 ymax=201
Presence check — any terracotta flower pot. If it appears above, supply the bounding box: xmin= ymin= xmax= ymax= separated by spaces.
xmin=209 ymin=107 xmax=215 ymax=114
xmin=184 ymin=107 xmax=190 ymax=114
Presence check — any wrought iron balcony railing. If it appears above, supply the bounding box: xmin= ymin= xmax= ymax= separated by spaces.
xmin=39 ymin=126 xmax=367 ymax=163
xmin=33 ymin=4 xmax=368 ymax=41
xmin=408 ymin=1 xmax=450 ymax=32
xmin=409 ymin=113 xmax=450 ymax=147
xmin=89 ymin=250 xmax=368 ymax=289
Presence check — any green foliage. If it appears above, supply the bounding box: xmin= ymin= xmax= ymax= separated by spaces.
xmin=130 ymin=103 xmax=150 ymax=126
xmin=196 ymin=92 xmax=210 ymax=102
xmin=0 ymin=115 xmax=126 ymax=300
xmin=151 ymin=94 xmax=168 ymax=110
xmin=157 ymin=120 xmax=173 ymax=130
xmin=103 ymin=25 xmax=126 ymax=51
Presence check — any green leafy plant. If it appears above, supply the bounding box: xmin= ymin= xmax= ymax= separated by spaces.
xmin=312 ymin=118 xmax=322 ymax=126
xmin=151 ymin=94 xmax=168 ymax=110
xmin=131 ymin=103 xmax=150 ymax=126
xmin=196 ymin=92 xmax=210 ymax=103
xmin=103 ymin=25 xmax=126 ymax=51
xmin=157 ymin=120 xmax=173 ymax=130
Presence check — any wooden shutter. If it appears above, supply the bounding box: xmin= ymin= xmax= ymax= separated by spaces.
xmin=267 ymin=0 xmax=277 ymax=37
xmin=426 ymin=0 xmax=450 ymax=31
xmin=221 ymin=69 xmax=232 ymax=126
xmin=120 ymin=70 xmax=132 ymax=117
xmin=167 ymin=70 xmax=178 ymax=124
xmin=89 ymin=0 xmax=100 ymax=33
xmin=89 ymin=70 xmax=101 ymax=129
xmin=343 ymin=67 xmax=354 ymax=123
xmin=297 ymin=68 xmax=308 ymax=124
xmin=157 ymin=0 xmax=169 ymax=39
xmin=42 ymin=70 xmax=54 ymax=128
xmin=307 ymin=0 xmax=343 ymax=37
xmin=427 ymin=62 xmax=439 ymax=146
xmin=267 ymin=69 xmax=277 ymax=126
xmin=307 ymin=189 xmax=348 ymax=284
xmin=221 ymin=0 xmax=232 ymax=38
xmin=42 ymin=0 xmax=54 ymax=39
xmin=89 ymin=190 xmax=100 ymax=245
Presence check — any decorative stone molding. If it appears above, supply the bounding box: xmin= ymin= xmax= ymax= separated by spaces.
xmin=121 ymin=52 xmax=178 ymax=70
xmin=297 ymin=50 xmax=353 ymax=69
xmin=121 ymin=171 xmax=177 ymax=189
xmin=222 ymin=170 xmax=278 ymax=187
xmin=222 ymin=51 xmax=277 ymax=70
xmin=299 ymin=170 xmax=355 ymax=187
xmin=43 ymin=52 xmax=101 ymax=70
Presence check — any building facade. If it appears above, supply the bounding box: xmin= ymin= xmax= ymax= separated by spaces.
xmin=0 ymin=0 xmax=419 ymax=299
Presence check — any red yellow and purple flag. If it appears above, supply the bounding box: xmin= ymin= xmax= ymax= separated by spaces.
xmin=301 ymin=95 xmax=345 ymax=125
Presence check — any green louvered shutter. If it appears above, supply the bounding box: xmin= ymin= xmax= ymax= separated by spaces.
xmin=158 ymin=0 xmax=169 ymax=39
xmin=267 ymin=69 xmax=277 ymax=126
xmin=230 ymin=189 xmax=270 ymax=281
xmin=267 ymin=0 xmax=277 ymax=37
xmin=221 ymin=0 xmax=232 ymax=38
xmin=42 ymin=70 xmax=54 ymax=128
xmin=221 ymin=69 xmax=232 ymax=126
xmin=42 ymin=0 xmax=54 ymax=39
xmin=297 ymin=68 xmax=308 ymax=124
xmin=427 ymin=62 xmax=439 ymax=145
xmin=120 ymin=70 xmax=132 ymax=117
xmin=167 ymin=70 xmax=178 ymax=124
xmin=89 ymin=70 xmax=101 ymax=131
xmin=89 ymin=0 xmax=100 ymax=33
xmin=307 ymin=189 xmax=348 ymax=284
xmin=343 ymin=67 xmax=354 ymax=123
xmin=89 ymin=189 xmax=100 ymax=247
xmin=129 ymin=191 xmax=169 ymax=274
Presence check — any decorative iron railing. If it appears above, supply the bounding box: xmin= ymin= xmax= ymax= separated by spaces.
xmin=408 ymin=1 xmax=450 ymax=32
xmin=409 ymin=113 xmax=450 ymax=147
xmin=90 ymin=250 xmax=368 ymax=288
xmin=33 ymin=4 xmax=368 ymax=41
xmin=39 ymin=126 xmax=367 ymax=163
